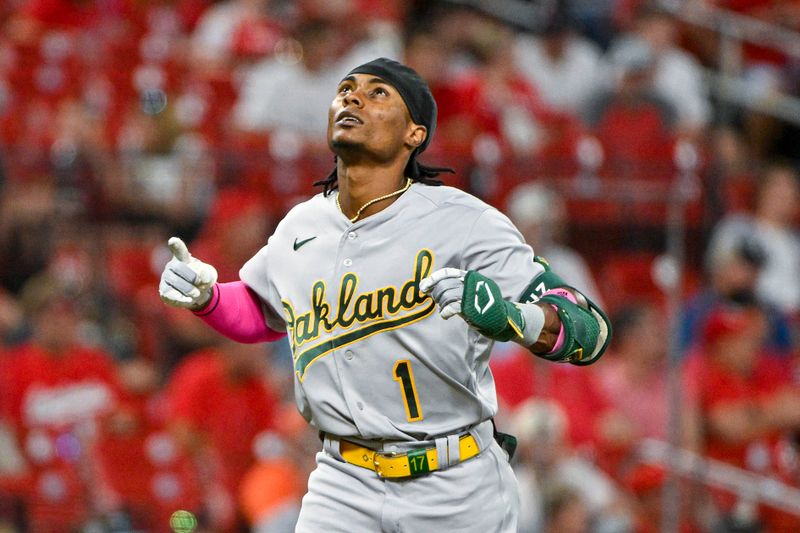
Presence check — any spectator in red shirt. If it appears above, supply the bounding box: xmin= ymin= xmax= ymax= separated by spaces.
xmin=622 ymin=464 xmax=700 ymax=533
xmin=95 ymin=357 xmax=203 ymax=532
xmin=428 ymin=18 xmax=561 ymax=161
xmin=584 ymin=37 xmax=676 ymax=181
xmin=607 ymin=6 xmax=710 ymax=139
xmin=0 ymin=274 xmax=122 ymax=533
xmin=596 ymin=302 xmax=700 ymax=464
xmin=686 ymin=305 xmax=800 ymax=531
xmin=166 ymin=339 xmax=281 ymax=532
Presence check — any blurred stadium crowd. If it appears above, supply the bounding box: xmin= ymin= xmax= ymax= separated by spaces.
xmin=1 ymin=0 xmax=800 ymax=531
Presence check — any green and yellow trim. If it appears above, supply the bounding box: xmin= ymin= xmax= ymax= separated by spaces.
xmin=293 ymin=299 xmax=436 ymax=381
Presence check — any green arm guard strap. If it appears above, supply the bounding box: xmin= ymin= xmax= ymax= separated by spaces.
xmin=536 ymin=294 xmax=611 ymax=365
xmin=462 ymin=271 xmax=526 ymax=343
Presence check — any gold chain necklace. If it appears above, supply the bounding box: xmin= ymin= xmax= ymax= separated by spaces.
xmin=336 ymin=178 xmax=412 ymax=223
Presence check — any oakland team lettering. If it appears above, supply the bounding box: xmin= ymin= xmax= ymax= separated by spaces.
xmin=282 ymin=249 xmax=436 ymax=379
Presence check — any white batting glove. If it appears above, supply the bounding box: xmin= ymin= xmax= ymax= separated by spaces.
xmin=419 ymin=267 xmax=467 ymax=320
xmin=158 ymin=237 xmax=218 ymax=310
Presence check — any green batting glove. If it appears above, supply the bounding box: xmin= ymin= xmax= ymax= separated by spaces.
xmin=461 ymin=271 xmax=526 ymax=342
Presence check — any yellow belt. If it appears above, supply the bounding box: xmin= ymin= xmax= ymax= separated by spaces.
xmin=338 ymin=434 xmax=480 ymax=479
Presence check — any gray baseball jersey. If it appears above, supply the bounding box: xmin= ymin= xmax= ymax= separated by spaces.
xmin=240 ymin=183 xmax=545 ymax=442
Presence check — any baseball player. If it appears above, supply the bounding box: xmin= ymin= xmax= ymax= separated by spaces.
xmin=159 ymin=57 xmax=611 ymax=532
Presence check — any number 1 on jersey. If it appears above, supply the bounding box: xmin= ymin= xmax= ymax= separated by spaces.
xmin=393 ymin=360 xmax=423 ymax=422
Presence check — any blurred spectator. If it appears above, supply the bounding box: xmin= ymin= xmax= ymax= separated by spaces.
xmin=94 ymin=357 xmax=204 ymax=532
xmin=419 ymin=11 xmax=564 ymax=164
xmin=542 ymin=485 xmax=591 ymax=533
xmin=475 ymin=21 xmax=565 ymax=159
xmin=402 ymin=23 xmax=453 ymax=93
xmin=510 ymin=399 xmax=632 ymax=533
xmin=116 ymin=102 xmax=215 ymax=231
xmin=685 ymin=305 xmax=800 ymax=531
xmin=704 ymin=126 xmax=760 ymax=218
xmin=513 ymin=11 xmax=605 ymax=116
xmin=681 ymin=234 xmax=794 ymax=356
xmin=191 ymin=187 xmax=273 ymax=283
xmin=0 ymin=179 xmax=58 ymax=292
xmin=166 ymin=340 xmax=281 ymax=532
xmin=17 ymin=223 xmax=127 ymax=354
xmin=705 ymin=162 xmax=800 ymax=314
xmin=608 ymin=6 xmax=710 ymax=138
xmin=506 ymin=182 xmax=604 ymax=305
xmin=402 ymin=23 xmax=458 ymax=159
xmin=694 ymin=1 xmax=800 ymax=157
xmin=0 ymin=274 xmax=122 ymax=533
xmin=596 ymin=303 xmax=700 ymax=474
xmin=623 ymin=464 xmax=699 ymax=533
xmin=0 ymin=288 xmax=24 ymax=345
xmin=238 ymin=438 xmax=303 ymax=533
xmin=50 ymin=98 xmax=117 ymax=220
xmin=564 ymin=0 xmax=619 ymax=50
xmin=232 ymin=17 xmax=399 ymax=145
xmin=190 ymin=0 xmax=284 ymax=74
xmin=584 ymin=37 xmax=677 ymax=179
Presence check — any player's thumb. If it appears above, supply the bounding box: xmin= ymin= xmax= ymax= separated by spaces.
xmin=168 ymin=237 xmax=192 ymax=263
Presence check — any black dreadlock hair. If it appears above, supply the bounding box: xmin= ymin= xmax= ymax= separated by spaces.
xmin=313 ymin=155 xmax=454 ymax=196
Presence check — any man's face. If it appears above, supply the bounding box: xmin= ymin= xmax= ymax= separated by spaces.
xmin=33 ymin=299 xmax=79 ymax=354
xmin=327 ymin=73 xmax=425 ymax=162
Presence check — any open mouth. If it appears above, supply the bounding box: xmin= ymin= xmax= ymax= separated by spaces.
xmin=336 ymin=111 xmax=363 ymax=126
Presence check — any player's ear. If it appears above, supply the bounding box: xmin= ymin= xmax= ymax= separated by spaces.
xmin=406 ymin=123 xmax=427 ymax=150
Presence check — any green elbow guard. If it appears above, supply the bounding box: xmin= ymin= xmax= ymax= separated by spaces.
xmin=537 ymin=293 xmax=611 ymax=365
xmin=521 ymin=256 xmax=612 ymax=365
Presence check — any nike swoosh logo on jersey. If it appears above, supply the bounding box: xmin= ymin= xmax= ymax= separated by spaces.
xmin=293 ymin=236 xmax=317 ymax=251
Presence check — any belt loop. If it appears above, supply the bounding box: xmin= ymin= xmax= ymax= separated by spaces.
xmin=447 ymin=434 xmax=460 ymax=467
xmin=323 ymin=434 xmax=343 ymax=461
xmin=469 ymin=420 xmax=492 ymax=453
xmin=434 ymin=437 xmax=449 ymax=471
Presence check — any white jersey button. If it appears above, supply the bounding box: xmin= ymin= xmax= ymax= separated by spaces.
xmin=344 ymin=350 xmax=354 ymax=360
xmin=347 ymin=231 xmax=357 ymax=240
xmin=343 ymin=258 xmax=353 ymax=267
xmin=357 ymin=402 xmax=364 ymax=411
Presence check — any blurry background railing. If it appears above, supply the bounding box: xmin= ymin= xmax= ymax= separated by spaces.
xmin=639 ymin=439 xmax=800 ymax=517
xmin=661 ymin=0 xmax=800 ymax=125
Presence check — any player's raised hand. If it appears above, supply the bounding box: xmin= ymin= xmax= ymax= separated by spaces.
xmin=158 ymin=237 xmax=218 ymax=310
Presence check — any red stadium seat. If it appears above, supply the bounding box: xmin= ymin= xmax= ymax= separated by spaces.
xmin=598 ymin=251 xmax=701 ymax=313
